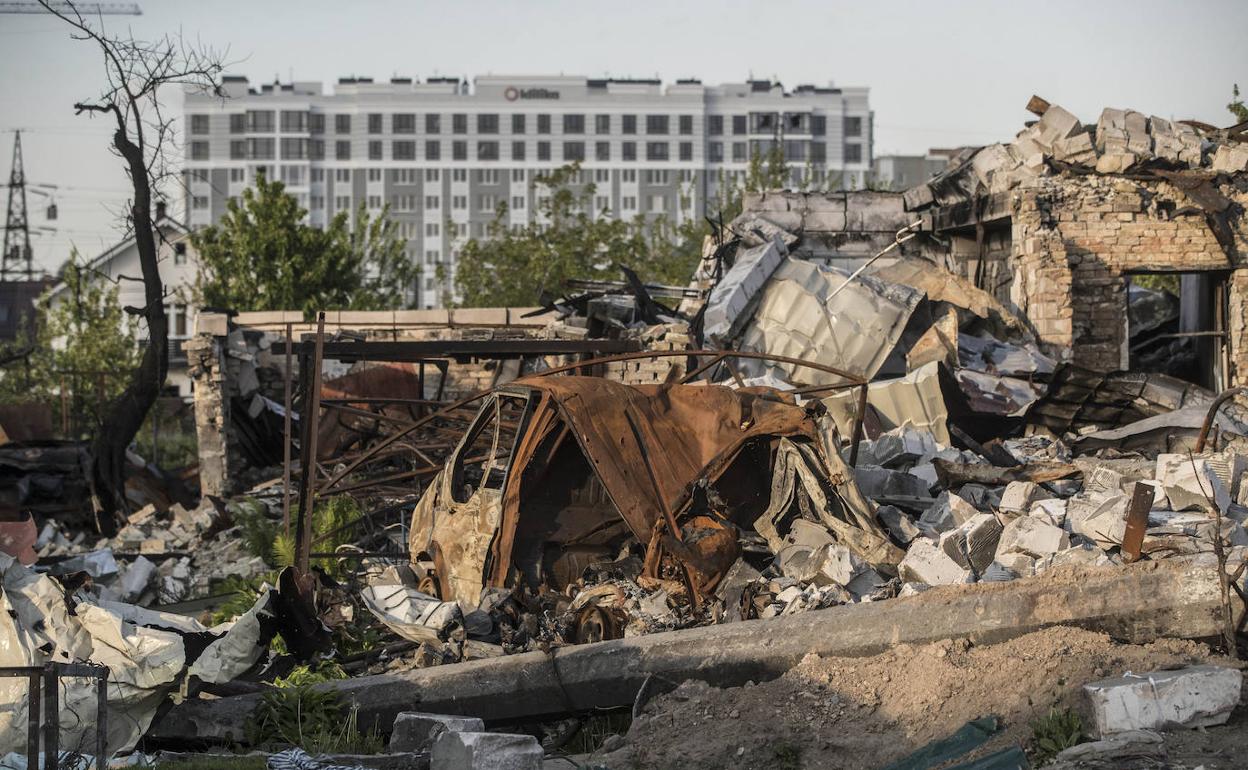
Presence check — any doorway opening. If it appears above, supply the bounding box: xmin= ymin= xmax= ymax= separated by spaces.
xmin=1126 ymin=271 xmax=1229 ymax=391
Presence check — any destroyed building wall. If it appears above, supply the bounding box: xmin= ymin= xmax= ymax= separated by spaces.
xmin=1009 ymin=175 xmax=1248 ymax=378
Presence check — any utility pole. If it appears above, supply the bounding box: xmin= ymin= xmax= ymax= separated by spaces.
xmin=2 ymin=130 xmax=33 ymax=281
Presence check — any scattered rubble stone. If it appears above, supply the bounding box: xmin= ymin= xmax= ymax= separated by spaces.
xmin=1083 ymin=665 xmax=1243 ymax=736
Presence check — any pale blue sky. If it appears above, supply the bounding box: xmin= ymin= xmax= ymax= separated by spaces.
xmin=2 ymin=0 xmax=1245 ymax=272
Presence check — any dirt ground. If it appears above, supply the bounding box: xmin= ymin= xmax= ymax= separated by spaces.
xmin=596 ymin=626 xmax=1246 ymax=770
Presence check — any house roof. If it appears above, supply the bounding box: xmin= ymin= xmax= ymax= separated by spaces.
xmin=45 ymin=216 xmax=191 ymax=301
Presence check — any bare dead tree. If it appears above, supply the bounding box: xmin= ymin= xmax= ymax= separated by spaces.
xmin=39 ymin=1 xmax=226 ymax=531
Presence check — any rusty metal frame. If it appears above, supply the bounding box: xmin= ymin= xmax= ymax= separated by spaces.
xmin=0 ymin=663 xmax=108 ymax=770
xmin=1195 ymin=386 xmax=1248 ymax=453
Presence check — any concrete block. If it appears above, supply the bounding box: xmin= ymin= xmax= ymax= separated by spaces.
xmin=898 ymin=537 xmax=972 ymax=586
xmin=1083 ymin=665 xmax=1242 ymax=737
xmin=877 ymin=505 xmax=921 ymax=545
xmin=994 ymin=552 xmax=1035 ymax=578
xmin=391 ymin=711 xmax=485 ymax=752
xmin=195 ymin=312 xmax=229 ymax=336
xmin=999 ymin=481 xmax=1041 ymax=513
xmin=1068 ymin=493 xmax=1127 ymax=547
xmin=854 ymin=465 xmax=932 ymax=501
xmin=996 ymin=515 xmax=1069 ymax=559
xmin=919 ymin=491 xmax=981 ymax=533
xmin=1095 ymin=153 xmax=1137 ymax=174
xmin=1156 ymin=453 xmax=1229 ymax=512
xmin=1029 ymin=498 xmax=1067 ymax=528
xmin=1210 ymin=144 xmax=1248 ymax=174
xmin=939 ymin=513 xmax=1003 ymax=573
xmin=431 ymin=731 xmax=542 ymax=769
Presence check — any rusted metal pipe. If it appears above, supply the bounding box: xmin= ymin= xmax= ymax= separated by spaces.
xmin=1194 ymin=386 xmax=1248 ymax=453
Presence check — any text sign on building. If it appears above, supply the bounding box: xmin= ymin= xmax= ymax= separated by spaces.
xmin=504 ymin=86 xmax=560 ymax=101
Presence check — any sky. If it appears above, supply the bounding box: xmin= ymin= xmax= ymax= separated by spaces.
xmin=1 ymin=0 xmax=1245 ymax=273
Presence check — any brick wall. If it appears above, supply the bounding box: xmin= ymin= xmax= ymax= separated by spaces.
xmin=1009 ymin=175 xmax=1247 ymax=379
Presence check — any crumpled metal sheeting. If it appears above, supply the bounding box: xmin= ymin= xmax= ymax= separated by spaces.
xmin=359 ymin=582 xmax=464 ymax=644
xmin=955 ymin=369 xmax=1045 ymax=417
xmin=1074 ymin=405 xmax=1248 ymax=454
xmin=824 ymin=362 xmax=952 ymax=445
xmin=0 ymin=552 xmax=273 ymax=757
xmin=702 ymin=235 xmax=787 ymax=344
xmin=957 ymin=334 xmax=1055 ymax=378
xmin=732 ymin=257 xmax=922 ymax=385
xmin=868 ymin=256 xmax=1032 ymax=340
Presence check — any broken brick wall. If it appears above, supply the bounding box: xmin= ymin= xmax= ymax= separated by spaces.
xmin=1009 ymin=174 xmax=1248 ymax=380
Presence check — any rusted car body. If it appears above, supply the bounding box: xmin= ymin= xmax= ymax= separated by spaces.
xmin=409 ymin=375 xmax=900 ymax=606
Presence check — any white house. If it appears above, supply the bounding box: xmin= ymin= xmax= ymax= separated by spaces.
xmin=45 ymin=209 xmax=200 ymax=398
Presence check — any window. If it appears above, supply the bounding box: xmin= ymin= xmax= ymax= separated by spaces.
xmin=247 ymin=110 xmax=275 ymax=132
xmin=308 ymin=113 xmax=325 ymax=134
xmin=335 ymin=195 xmax=351 ymax=211
xmin=335 ymin=114 xmax=351 ymax=134
xmin=393 ymin=113 xmax=416 ymax=134
xmin=392 ymin=168 xmax=415 ymax=184
xmin=280 ymin=111 xmax=306 ymax=132
xmin=393 ymin=140 xmax=416 ymax=160
xmin=844 ymin=116 xmax=862 ymax=138
xmin=425 ymin=222 xmax=440 ymax=237
xmin=595 ymin=141 xmax=610 ymax=161
xmin=511 ymin=114 xmax=525 ymax=134
xmin=478 ymin=194 xmax=497 ymax=212
xmin=174 ymin=242 xmax=188 ymax=265
xmin=452 ymin=169 xmax=467 ymax=182
xmin=453 ymin=140 xmax=467 ymax=160
xmin=649 ymin=195 xmax=666 ymax=213
xmin=425 ymin=249 xmax=440 ymax=264
xmin=537 ymin=141 xmax=551 ymax=161
xmin=750 ymin=112 xmax=778 ymax=133
xmin=452 ymin=113 xmax=468 ymax=134
xmin=679 ymin=115 xmax=693 ymax=135
xmin=622 ymin=114 xmax=637 ymax=134
xmin=190 ymin=141 xmax=209 ymax=160
xmin=621 ymin=141 xmax=636 ymax=161
xmin=311 ymin=168 xmax=326 ymax=183
xmin=392 ymin=194 xmax=416 ymax=211
xmin=595 ymin=114 xmax=611 ymax=134
xmin=512 ymin=169 xmax=526 ymax=182
xmin=280 ymin=138 xmax=306 ymax=159
xmin=845 ymin=143 xmax=863 ymax=163
xmin=646 ymin=142 xmax=669 ymax=161
xmin=310 ymin=195 xmax=324 ymax=210
xmin=594 ymin=168 xmax=609 ymax=183
xmin=595 ymin=195 xmax=609 ymax=211
xmin=369 ymin=140 xmax=383 ymax=160
xmin=426 ymin=140 xmax=440 ymax=160
xmin=810 ymin=142 xmax=826 ymax=163
xmin=367 ymin=168 xmax=383 ymax=182
xmin=426 ymin=114 xmax=441 ymax=134
xmin=477 ymin=113 xmax=499 ymax=134
xmin=335 ymin=168 xmax=351 ymax=183
xmin=533 ymin=114 xmax=549 ymax=134
xmin=228 ymin=140 xmax=245 ymax=159
xmin=511 ymin=195 xmax=525 ymax=210
xmin=622 ymin=196 xmax=637 ymax=210
xmin=732 ymin=115 xmax=746 ymax=135
xmin=335 ymin=141 xmax=350 ymax=160
xmin=368 ymin=113 xmax=383 ymax=134
xmin=192 ymin=195 xmax=209 ymax=210
xmin=280 ymin=165 xmax=306 ymax=185
xmin=812 ymin=115 xmax=827 ymax=136
xmin=229 ymin=167 xmax=245 ymax=182
xmin=622 ymin=169 xmax=637 ymax=183
xmin=563 ymin=114 xmax=585 ymax=134
xmin=477 ymin=140 xmax=499 ymax=161
xmin=309 ymin=139 xmax=324 ymax=160
xmin=425 ymin=169 xmax=440 ymax=182
xmin=679 ymin=142 xmax=693 ymax=161
xmin=563 ymin=141 xmax=585 ymax=161
xmin=366 ymin=195 xmax=381 ymax=209
xmin=709 ymin=142 xmax=723 ymax=162
xmin=473 ymin=169 xmax=496 ymax=184
xmin=247 ymin=137 xmax=275 ymax=160
xmin=190 ymin=114 xmax=210 ymax=135
xmin=680 ymin=169 xmax=695 ymax=183
xmin=732 ymin=141 xmax=747 ymax=162
xmin=646 ymin=115 xmax=669 ymax=135
xmin=783 ymin=140 xmax=807 ymax=162
xmin=646 ymin=170 xmax=669 ymax=185
xmin=229 ymin=114 xmax=245 ymax=134
xmin=511 ymin=141 xmax=526 ymax=161
xmin=452 ymin=195 xmax=467 ymax=209
xmin=708 ymin=115 xmax=723 ymax=136
xmin=425 ymin=195 xmax=440 ymax=209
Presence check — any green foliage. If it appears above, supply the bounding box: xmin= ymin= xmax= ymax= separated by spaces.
xmin=207 ymin=573 xmax=277 ymax=626
xmin=271 ymin=495 xmax=360 ymax=572
xmin=1132 ymin=273 xmax=1181 ymax=295
xmin=1029 ymin=707 xmax=1086 ymax=764
xmin=247 ymin=682 xmax=382 ymax=754
xmin=0 ymin=253 xmax=142 ymax=437
xmin=1230 ymin=84 xmax=1248 ymax=123
xmin=192 ymin=171 xmax=418 ymax=315
xmin=272 ymin=661 xmax=348 ymax=687
xmin=228 ymin=498 xmax=282 ymax=566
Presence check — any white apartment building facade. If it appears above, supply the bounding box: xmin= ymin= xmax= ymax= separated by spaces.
xmin=183 ymin=75 xmax=872 ymax=308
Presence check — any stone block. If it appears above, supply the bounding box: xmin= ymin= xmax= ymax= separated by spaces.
xmin=1068 ymin=493 xmax=1127 ymax=547
xmin=999 ymin=481 xmax=1041 ymax=513
xmin=854 ymin=465 xmax=931 ymax=501
xmin=939 ymin=513 xmax=1003 ymax=573
xmin=994 ymin=552 xmax=1035 ymax=578
xmin=877 ymin=505 xmax=921 ymax=545
xmin=898 ymin=537 xmax=972 ymax=586
xmin=391 ymin=711 xmax=485 ymax=752
xmin=996 ymin=515 xmax=1069 ymax=559
xmin=1210 ymin=144 xmax=1248 ymax=174
xmin=431 ymin=731 xmax=543 ymax=770
xmin=1083 ymin=665 xmax=1242 ymax=737
xmin=1029 ymin=498 xmax=1068 ymax=528
xmin=195 ymin=313 xmax=229 ymax=336
xmin=1095 ymin=153 xmax=1137 ymax=174
xmin=1156 ymin=453 xmax=1230 ymax=511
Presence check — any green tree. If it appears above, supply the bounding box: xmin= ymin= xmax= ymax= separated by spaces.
xmin=0 ymin=254 xmax=142 ymax=436
xmin=193 ymin=172 xmax=417 ymax=315
xmin=1229 ymin=84 xmax=1248 ymax=123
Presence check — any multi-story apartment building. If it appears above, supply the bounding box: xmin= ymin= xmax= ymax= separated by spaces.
xmin=183 ymin=75 xmax=872 ymax=308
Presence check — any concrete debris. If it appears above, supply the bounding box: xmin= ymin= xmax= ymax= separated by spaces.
xmin=1083 ymin=665 xmax=1243 ymax=736
xmin=390 ymin=712 xmax=485 ymax=753
xmin=431 ymin=731 xmax=543 ymax=770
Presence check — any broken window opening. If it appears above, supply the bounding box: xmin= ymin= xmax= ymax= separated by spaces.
xmin=1125 ymin=270 xmax=1229 ymax=391
xmin=449 ymin=394 xmax=529 ymax=503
